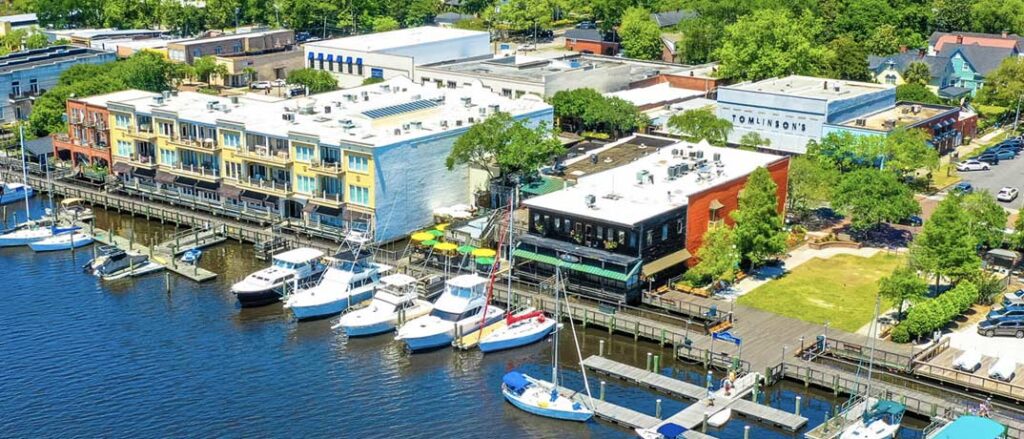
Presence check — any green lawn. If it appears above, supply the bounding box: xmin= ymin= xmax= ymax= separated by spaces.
xmin=738 ymin=253 xmax=903 ymax=332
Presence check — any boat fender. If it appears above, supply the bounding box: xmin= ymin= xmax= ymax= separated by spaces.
xmin=572 ymin=402 xmax=582 ymax=411
xmin=538 ymin=401 xmax=549 ymax=408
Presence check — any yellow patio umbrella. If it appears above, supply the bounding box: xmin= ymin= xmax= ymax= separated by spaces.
xmin=472 ymin=248 xmax=496 ymax=258
xmin=434 ymin=242 xmax=458 ymax=253
xmin=411 ymin=232 xmax=434 ymax=242
xmin=435 ymin=223 xmax=449 ymax=232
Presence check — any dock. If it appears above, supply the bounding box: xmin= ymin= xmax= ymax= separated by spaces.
xmin=154 ymin=226 xmax=228 ymax=256
xmin=582 ymin=394 xmax=716 ymax=439
xmin=452 ymin=320 xmax=507 ymax=350
xmin=87 ymin=224 xmax=217 ymax=282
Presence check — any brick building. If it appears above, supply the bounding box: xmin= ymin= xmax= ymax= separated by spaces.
xmin=53 ymin=90 xmax=157 ymax=176
xmin=564 ymin=29 xmax=619 ymax=56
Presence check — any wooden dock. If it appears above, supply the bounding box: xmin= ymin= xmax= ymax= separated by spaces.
xmin=154 ymin=226 xmax=228 ymax=256
xmin=583 ymin=355 xmax=707 ymax=399
xmin=585 ymin=398 xmax=716 ymax=439
xmin=453 ymin=320 xmax=507 ymax=350
xmin=87 ymin=224 xmax=217 ymax=282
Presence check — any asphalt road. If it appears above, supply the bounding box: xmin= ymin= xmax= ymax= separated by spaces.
xmin=957 ymin=152 xmax=1024 ymax=208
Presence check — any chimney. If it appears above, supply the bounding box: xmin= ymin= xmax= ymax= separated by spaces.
xmin=956 ymin=34 xmax=963 ymax=44
xmin=899 ymin=45 xmax=907 ymax=53
xmin=918 ymin=48 xmax=926 ymax=57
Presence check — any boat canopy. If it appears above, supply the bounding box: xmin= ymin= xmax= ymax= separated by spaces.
xmin=656 ymin=423 xmax=687 ymax=438
xmin=864 ymin=400 xmax=906 ymax=423
xmin=503 ymin=371 xmax=530 ymax=395
xmin=932 ymin=416 xmax=1006 ymax=439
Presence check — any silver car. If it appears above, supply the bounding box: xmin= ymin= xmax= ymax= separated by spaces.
xmin=997 ymin=187 xmax=1019 ymax=202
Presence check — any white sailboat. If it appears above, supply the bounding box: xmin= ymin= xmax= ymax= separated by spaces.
xmin=479 ymin=308 xmax=557 ymax=353
xmin=333 ymin=273 xmax=433 ymax=337
xmin=29 ymin=231 xmax=94 ymax=252
xmin=838 ymin=297 xmax=905 ymax=439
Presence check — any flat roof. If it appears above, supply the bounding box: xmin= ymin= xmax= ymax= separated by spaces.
xmin=109 ymin=76 xmax=550 ymax=148
xmin=63 ymin=28 xmax=165 ymax=39
xmin=724 ymin=75 xmax=893 ymax=101
xmin=115 ymin=38 xmax=189 ymax=50
xmin=524 ymin=135 xmax=783 ymax=226
xmin=307 ymin=26 xmax=487 ymax=52
xmin=0 ymin=13 xmax=36 ymax=24
xmin=838 ymin=102 xmax=957 ymax=131
xmin=173 ymin=29 xmax=291 ymax=46
xmin=0 ymin=46 xmax=110 ymax=74
xmin=421 ymin=53 xmax=710 ymax=85
xmin=605 ymin=83 xmax=704 ymax=107
xmin=78 ymin=90 xmax=160 ymax=107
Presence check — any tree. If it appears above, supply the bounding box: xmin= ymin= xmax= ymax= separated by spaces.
xmin=826 ymin=36 xmax=871 ymax=81
xmin=865 ymin=24 xmax=902 ymax=55
xmin=683 ymin=225 xmax=740 ymax=287
xmin=550 ymin=88 xmax=644 ymax=136
xmin=832 ymin=0 xmax=896 ymax=39
xmin=884 ymin=128 xmax=939 ymax=175
xmin=675 ymin=17 xmax=722 ymax=64
xmin=192 ymin=56 xmax=220 ymax=83
xmin=732 ymin=167 xmax=787 ymax=269
xmin=445 ymin=112 xmax=564 ymax=180
xmin=933 ymin=0 xmax=974 ymax=31
xmin=1012 ymin=213 xmax=1024 ymax=251
xmin=739 ymin=132 xmax=770 ymax=151
xmin=24 ymin=32 xmax=49 ymax=49
xmin=619 ymin=7 xmax=663 ymax=61
xmin=895 ymin=83 xmax=943 ymax=105
xmin=667 ymin=108 xmax=732 ymax=145
xmin=911 ymin=194 xmax=983 ymax=286
xmin=960 ymin=191 xmax=1009 ymax=248
xmin=487 ymin=0 xmax=553 ymax=34
xmin=204 ymin=0 xmax=241 ymax=29
xmin=977 ymin=58 xmax=1024 ymax=108
xmin=903 ymin=61 xmax=932 ymax=86
xmin=592 ymin=0 xmax=633 ymax=30
xmin=832 ymin=168 xmax=920 ymax=231
xmin=404 ymin=0 xmax=438 ymax=27
xmin=970 ymin=0 xmax=1024 ymax=35
xmin=286 ymin=68 xmax=338 ymax=93
xmin=715 ymin=9 xmax=834 ymax=81
xmin=807 ymin=131 xmax=886 ymax=173
xmin=371 ymin=16 xmax=400 ymax=32
xmin=787 ymin=156 xmax=838 ymax=217
xmin=878 ymin=265 xmax=928 ymax=321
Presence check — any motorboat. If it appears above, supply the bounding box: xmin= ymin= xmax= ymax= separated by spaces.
xmin=58 ymin=197 xmax=93 ymax=222
xmin=181 ymin=248 xmax=202 ymax=265
xmin=395 ymin=274 xmax=504 ymax=352
xmin=334 ymin=273 xmax=433 ymax=337
xmin=83 ymin=245 xmax=123 ymax=272
xmin=707 ymin=408 xmax=732 ymax=428
xmin=925 ymin=415 xmax=1005 ymax=439
xmin=479 ymin=308 xmax=557 ymax=353
xmin=284 ymin=249 xmax=390 ymax=321
xmin=0 ymin=224 xmax=69 ymax=247
xmin=29 ymin=231 xmax=94 ymax=252
xmin=0 ymin=182 xmax=33 ymax=205
xmin=501 ymin=371 xmax=593 ymax=422
xmin=231 ymin=248 xmax=325 ymax=307
xmin=87 ymin=247 xmax=162 ymax=279
xmin=636 ymin=423 xmax=688 ymax=439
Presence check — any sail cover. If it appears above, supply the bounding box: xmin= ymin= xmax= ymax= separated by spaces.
xmin=502 ymin=371 xmax=530 ymax=395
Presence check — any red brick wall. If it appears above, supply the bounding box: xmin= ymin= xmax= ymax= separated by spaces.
xmin=956 ymin=114 xmax=978 ymax=140
xmin=684 ymin=158 xmax=789 ymax=265
xmin=565 ymin=39 xmax=619 ymax=56
xmin=628 ymin=73 xmax=722 ymax=93
xmin=53 ymin=99 xmax=113 ymax=170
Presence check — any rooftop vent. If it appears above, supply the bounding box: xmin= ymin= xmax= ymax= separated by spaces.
xmin=161 ymin=90 xmax=171 ymax=100
xmin=713 ymin=152 xmax=721 ymax=162
xmin=584 ymin=194 xmax=596 ymax=208
xmin=230 ymin=96 xmax=239 ymax=105
xmin=324 ymin=106 xmax=331 ymax=114
xmin=282 ymin=112 xmax=295 ymax=122
xmin=338 ymin=119 xmax=355 ymax=129
xmin=206 ymin=101 xmax=217 ymax=110
xmin=461 ymin=96 xmax=472 ymax=107
xmin=488 ymin=104 xmax=500 ymax=113
xmin=153 ymin=96 xmax=164 ymax=105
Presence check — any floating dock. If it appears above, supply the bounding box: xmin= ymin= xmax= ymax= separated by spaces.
xmin=87 ymin=224 xmax=217 ymax=282
xmin=453 ymin=320 xmax=507 ymax=350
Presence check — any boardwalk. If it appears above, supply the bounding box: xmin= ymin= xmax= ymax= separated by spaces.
xmin=87 ymin=223 xmax=217 ymax=282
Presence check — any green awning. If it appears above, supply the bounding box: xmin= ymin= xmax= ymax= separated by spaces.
xmin=513 ymin=249 xmax=630 ymax=282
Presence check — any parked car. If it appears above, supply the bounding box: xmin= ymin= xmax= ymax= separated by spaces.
xmin=987 ymin=304 xmax=1024 ymax=320
xmin=985 ymin=149 xmax=1017 ymax=160
xmin=978 ymin=317 xmax=1024 ymax=338
xmin=296 ymin=31 xmax=312 ymax=42
xmin=898 ymin=215 xmax=924 ymax=227
xmin=955 ymin=160 xmax=989 ymax=171
xmin=576 ymin=21 xmax=597 ymax=29
xmin=271 ymin=79 xmax=286 ymax=87
xmin=952 ymin=182 xmax=974 ymax=193
xmin=975 ymin=153 xmax=1001 ymax=165
xmin=997 ymin=187 xmax=1020 ymax=202
xmin=1003 ymin=290 xmax=1024 ymax=306
xmin=250 ymin=81 xmax=272 ymax=89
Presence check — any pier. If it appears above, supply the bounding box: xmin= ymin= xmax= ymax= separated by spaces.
xmin=84 ymin=222 xmax=217 ymax=282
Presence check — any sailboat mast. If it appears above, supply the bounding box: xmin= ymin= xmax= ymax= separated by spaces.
xmin=552 ymin=267 xmax=561 ymax=388
xmin=865 ymin=295 xmax=881 ymax=403
xmin=19 ymin=125 xmax=30 ymax=220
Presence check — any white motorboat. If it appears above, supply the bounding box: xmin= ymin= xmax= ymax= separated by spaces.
xmin=86 ymin=247 xmax=164 ymax=279
xmin=395 ymin=274 xmax=504 ymax=352
xmin=29 ymin=231 xmax=94 ymax=252
xmin=0 ymin=182 xmax=33 ymax=205
xmin=231 ymin=248 xmax=325 ymax=307
xmin=284 ymin=249 xmax=390 ymax=321
xmin=334 ymin=273 xmax=433 ymax=337
xmin=479 ymin=308 xmax=557 ymax=353
xmin=58 ymin=198 xmax=94 ymax=222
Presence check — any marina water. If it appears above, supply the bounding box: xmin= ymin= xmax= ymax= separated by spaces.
xmin=1 ymin=200 xmax=929 ymax=438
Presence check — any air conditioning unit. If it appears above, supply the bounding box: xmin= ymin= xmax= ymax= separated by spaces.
xmin=230 ymin=96 xmax=239 ymax=104
xmin=282 ymin=113 xmax=295 ymax=122
xmin=153 ymin=96 xmax=164 ymax=105
xmin=855 ymin=118 xmax=867 ymax=126
xmin=584 ymin=194 xmax=596 ymax=208
xmin=713 ymin=152 xmax=721 ymax=162
xmin=324 ymin=106 xmax=331 ymax=114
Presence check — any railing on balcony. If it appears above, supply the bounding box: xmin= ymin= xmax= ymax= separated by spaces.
xmin=53 ymin=134 xmax=110 ymax=150
xmin=123 ymin=126 xmax=157 ymax=138
xmin=174 ymin=163 xmax=220 ymax=178
xmin=169 ymin=137 xmax=216 ymax=150
xmin=308 ymin=160 xmax=344 ymax=173
xmin=236 ymin=146 xmax=290 ymax=164
xmin=239 ymin=176 xmax=291 ymax=192
xmin=314 ymin=190 xmax=343 ymax=203
xmin=9 ymin=90 xmax=43 ymax=101
xmin=130 ymin=154 xmax=156 ymax=166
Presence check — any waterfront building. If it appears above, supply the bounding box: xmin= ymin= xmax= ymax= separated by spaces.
xmin=517 ymin=134 xmax=788 ymax=304
xmin=302 ymin=27 xmax=490 ymax=87
xmin=103 ymin=76 xmax=551 ymax=241
xmin=0 ymin=46 xmax=115 ymax=123
xmin=167 ymin=29 xmax=301 ymax=87
xmin=53 ymin=90 xmax=159 ymax=179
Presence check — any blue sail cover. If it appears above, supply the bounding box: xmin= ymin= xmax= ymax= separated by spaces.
xmin=51 ymin=225 xmax=81 ymax=234
xmin=503 ymin=371 xmax=530 ymax=395
xmin=656 ymin=423 xmax=687 ymax=438
xmin=712 ymin=331 xmax=742 ymax=346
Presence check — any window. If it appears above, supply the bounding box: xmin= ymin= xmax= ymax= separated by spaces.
xmin=884 ymin=74 xmax=897 ymax=85
xmin=321 ymin=146 xmax=341 ymax=163
xmin=116 ymin=140 xmax=132 ymax=157
xmin=29 ymin=79 xmax=37 ymax=94
xmin=371 ymin=68 xmax=383 ymax=79
xmin=192 ymin=48 xmax=201 ymax=57
xmin=502 ymin=88 xmax=512 ymax=97
xmin=232 ymin=43 xmax=241 ymax=53
xmin=214 ymin=46 xmax=222 ymax=55
xmin=348 ymin=155 xmax=369 ymax=172
xmin=296 ymin=175 xmax=316 ymax=194
xmin=348 ymin=185 xmax=370 ymax=205
xmin=321 ymin=176 xmax=342 ymax=194
xmin=11 ymin=81 xmax=19 ymax=96
xmin=294 ymin=144 xmax=314 ymax=162
xmin=159 ymin=148 xmax=177 ymax=165
xmin=676 ymin=218 xmax=684 ymax=233
xmin=115 ymin=114 xmax=131 ymax=129
xmin=159 ymin=122 xmax=173 ymax=137
xmin=645 ymin=230 xmax=653 ymax=247
xmin=222 ymin=132 xmax=241 ymax=148
xmin=661 ymin=224 xmax=669 ymax=241
xmin=225 ymin=161 xmax=242 ymax=180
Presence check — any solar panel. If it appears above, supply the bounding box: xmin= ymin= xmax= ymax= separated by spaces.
xmin=361 ymin=99 xmax=438 ymax=119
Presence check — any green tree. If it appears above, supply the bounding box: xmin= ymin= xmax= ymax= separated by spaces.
xmin=362 ymin=76 xmax=385 ymax=85
xmin=550 ymin=88 xmax=644 ymax=136
xmin=787 ymin=156 xmax=838 ymax=217
xmin=832 ymin=168 xmax=920 ymax=231
xmin=204 ymin=0 xmax=241 ymax=29
xmin=865 ymin=24 xmax=902 ymax=55
xmin=977 ymin=57 xmax=1024 ymax=107
xmin=683 ymin=225 xmax=740 ymax=287
xmin=895 ymin=83 xmax=943 ymax=105
xmin=970 ymin=0 xmax=1024 ymax=35
xmin=192 ymin=56 xmax=219 ymax=83
xmin=24 ymin=32 xmax=49 ymax=49
xmin=832 ymin=0 xmax=896 ymax=39
xmin=372 ymin=16 xmax=400 ymax=32
xmin=960 ymin=191 xmax=1009 ymax=248
xmin=732 ymin=167 xmax=787 ymax=269
xmin=933 ymin=0 xmax=974 ymax=31
xmin=911 ymin=194 xmax=983 ymax=286
xmin=884 ymin=128 xmax=939 ymax=175
xmin=619 ymin=7 xmax=663 ymax=61
xmin=445 ymin=112 xmax=564 ymax=180
xmin=487 ymin=0 xmax=553 ymax=34
xmin=102 ymin=0 xmax=160 ymax=28
xmin=404 ymin=0 xmax=439 ymax=27
xmin=715 ymin=9 xmax=834 ymax=81
xmin=592 ymin=0 xmax=633 ymax=30
xmin=739 ymin=132 xmax=770 ymax=151
xmin=807 ymin=131 xmax=886 ymax=173
xmin=675 ymin=17 xmax=722 ymax=64
xmin=826 ymin=36 xmax=871 ymax=81
xmin=286 ymin=68 xmax=338 ymax=93
xmin=878 ymin=265 xmax=928 ymax=321
xmin=666 ymin=107 xmax=732 ymax=146
xmin=117 ymin=51 xmax=178 ymax=92
xmin=903 ymin=61 xmax=932 ymax=85
xmin=159 ymin=0 xmax=208 ymax=36
xmin=1012 ymin=213 xmax=1024 ymax=250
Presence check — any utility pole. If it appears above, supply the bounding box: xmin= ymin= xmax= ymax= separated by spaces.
xmin=1014 ymin=94 xmax=1022 ymax=133
xmin=322 ymin=16 xmax=327 ymax=39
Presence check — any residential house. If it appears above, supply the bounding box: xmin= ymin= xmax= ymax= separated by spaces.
xmin=564 ymin=29 xmax=619 ymax=56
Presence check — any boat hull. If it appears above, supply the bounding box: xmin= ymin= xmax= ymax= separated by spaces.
xmin=480 ymin=322 xmax=555 ymax=353
xmin=0 ymin=232 xmax=50 ymax=247
xmin=0 ymin=187 xmax=33 ymax=205
xmin=502 ymin=387 xmax=593 ymax=422
xmin=342 ymin=320 xmax=396 ymax=337
xmin=234 ymin=289 xmax=284 ymax=307
xmin=29 ymin=235 xmax=94 ymax=252
xmin=289 ymin=289 xmax=375 ymax=321
xmin=402 ymin=331 xmax=455 ymax=352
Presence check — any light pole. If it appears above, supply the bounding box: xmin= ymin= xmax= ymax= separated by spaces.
xmin=1014 ymin=94 xmax=1022 ymax=133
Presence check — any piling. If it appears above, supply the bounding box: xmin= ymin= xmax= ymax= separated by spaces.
xmin=660 ymin=328 xmax=666 ymax=346
xmin=165 ymin=271 xmax=171 ymax=293
xmin=744 ymin=425 xmax=750 ymax=439
xmin=653 ymin=355 xmax=661 ymax=374
xmin=751 ymin=378 xmax=759 ymax=403
xmin=702 ymin=412 xmax=709 ymax=433
xmin=795 ymin=396 xmax=802 ymax=417
xmin=634 ymin=321 xmax=639 ymax=341
xmin=646 ymin=353 xmax=653 ymax=372
xmin=600 ymin=381 xmax=606 ymax=401
xmin=656 ymin=399 xmax=662 ymax=419
xmin=599 ymin=340 xmax=605 ymax=357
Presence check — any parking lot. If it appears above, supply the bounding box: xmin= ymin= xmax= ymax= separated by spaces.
xmin=956 ymin=144 xmax=1024 ymax=208
xmin=948 ymin=320 xmax=1024 ymax=365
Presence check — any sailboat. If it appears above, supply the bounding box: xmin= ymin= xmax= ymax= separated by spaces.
xmin=501 ymin=268 xmax=594 ymax=422
xmin=838 ymin=296 xmax=905 ymax=439
xmin=0 ymin=126 xmax=51 ymax=246
xmin=479 ymin=308 xmax=557 ymax=353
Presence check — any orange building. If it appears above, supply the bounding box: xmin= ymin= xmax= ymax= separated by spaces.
xmin=53 ymin=90 xmax=156 ymax=175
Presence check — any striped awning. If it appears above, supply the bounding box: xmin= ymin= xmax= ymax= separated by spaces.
xmin=512 ymin=249 xmax=630 ymax=282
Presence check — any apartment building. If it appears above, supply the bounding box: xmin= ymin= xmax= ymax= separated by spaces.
xmin=0 ymin=46 xmax=115 ymax=123
xmin=53 ymin=90 xmax=158 ymax=177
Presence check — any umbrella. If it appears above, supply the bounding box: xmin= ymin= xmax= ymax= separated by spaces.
xmin=476 ymin=256 xmax=496 ymax=265
xmin=421 ymin=239 xmax=438 ymax=247
xmin=434 ymin=242 xmax=458 ymax=252
xmin=472 ymin=248 xmax=496 ymax=258
xmin=435 ymin=223 xmax=449 ymax=231
xmin=457 ymin=245 xmax=477 ymax=254
xmin=411 ymin=232 xmax=433 ymax=242
xmin=427 ymin=229 xmax=444 ymax=238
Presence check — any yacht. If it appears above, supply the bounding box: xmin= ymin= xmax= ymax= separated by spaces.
xmin=0 ymin=224 xmax=66 ymax=247
xmin=284 ymin=249 xmax=390 ymax=321
xmin=0 ymin=182 xmax=33 ymax=205
xmin=334 ymin=273 xmax=433 ymax=337
xmin=231 ymin=248 xmax=325 ymax=307
xmin=87 ymin=247 xmax=161 ymax=279
xmin=395 ymin=274 xmax=504 ymax=352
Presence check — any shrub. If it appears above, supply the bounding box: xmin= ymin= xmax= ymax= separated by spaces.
xmin=891 ymin=282 xmax=979 ymax=342
xmin=890 ymin=324 xmax=910 ymax=343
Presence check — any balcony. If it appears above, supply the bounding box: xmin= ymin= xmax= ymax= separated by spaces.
xmin=9 ymin=89 xmax=43 ymax=102
xmin=167 ymin=163 xmax=220 ymax=181
xmin=234 ymin=146 xmax=292 ymax=166
xmin=126 ymin=154 xmax=158 ymax=169
xmin=311 ymin=190 xmax=344 ymax=206
xmin=306 ymin=160 xmax=345 ymax=175
xmin=122 ymin=127 xmax=157 ymax=141
xmin=168 ymin=137 xmax=218 ymax=152
xmin=236 ymin=176 xmax=292 ymax=196
xmin=53 ymin=134 xmax=109 ymax=151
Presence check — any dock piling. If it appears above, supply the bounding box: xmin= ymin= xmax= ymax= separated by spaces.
xmin=656 ymin=399 xmax=662 ymax=419
xmin=653 ymin=355 xmax=660 ymax=374
xmin=744 ymin=425 xmax=750 ymax=439
xmin=795 ymin=396 xmax=801 ymax=417
xmin=701 ymin=412 xmax=708 ymax=433
xmin=600 ymin=381 xmax=606 ymax=401
xmin=599 ymin=340 xmax=605 ymax=357
xmin=646 ymin=353 xmax=653 ymax=372
xmin=165 ymin=271 xmax=170 ymax=293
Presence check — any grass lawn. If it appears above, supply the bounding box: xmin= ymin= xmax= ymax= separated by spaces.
xmin=738 ymin=253 xmax=903 ymax=332
xmin=929 ymin=164 xmax=961 ymax=191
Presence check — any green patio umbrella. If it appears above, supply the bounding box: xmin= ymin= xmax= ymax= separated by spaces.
xmin=457 ymin=245 xmax=477 ymax=254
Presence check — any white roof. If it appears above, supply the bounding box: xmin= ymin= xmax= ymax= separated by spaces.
xmin=306 ymin=26 xmax=487 ymax=52
xmin=0 ymin=13 xmax=36 ymax=23
xmin=273 ymin=248 xmax=325 ymax=263
xmin=381 ymin=273 xmax=417 ymax=287
xmin=447 ymin=274 xmax=488 ymax=288
xmin=605 ymin=83 xmax=704 ymax=107
xmin=108 ymin=76 xmax=550 ymax=148
xmin=78 ymin=90 xmax=159 ymax=107
xmin=523 ymin=135 xmax=784 ymax=226
xmin=723 ymin=75 xmax=893 ymax=101
xmin=116 ymin=38 xmax=189 ymax=50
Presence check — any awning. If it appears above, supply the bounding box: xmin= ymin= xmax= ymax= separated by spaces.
xmin=155 ymin=170 xmax=175 ymax=184
xmin=513 ymin=248 xmax=631 ymax=282
xmin=303 ymin=203 xmax=318 ymax=214
xmin=708 ymin=199 xmax=725 ymax=210
xmin=195 ymin=180 xmax=219 ymax=191
xmin=133 ymin=167 xmax=156 ymax=178
xmin=240 ymin=190 xmax=267 ymax=202
xmin=218 ymin=184 xmax=242 ymax=199
xmin=316 ymin=205 xmax=341 ymax=216
xmin=264 ymin=195 xmax=280 ymax=205
xmin=174 ymin=176 xmax=198 ymax=187
xmin=112 ymin=162 xmax=132 ymax=174
xmin=642 ymin=248 xmax=692 ymax=277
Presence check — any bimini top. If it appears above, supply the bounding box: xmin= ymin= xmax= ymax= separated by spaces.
xmin=272 ymin=248 xmax=325 ymax=264
xmin=381 ymin=273 xmax=417 ymax=287
xmin=932 ymin=416 xmax=1005 ymax=439
xmin=502 ymin=371 xmax=530 ymax=394
xmin=656 ymin=423 xmax=687 ymax=438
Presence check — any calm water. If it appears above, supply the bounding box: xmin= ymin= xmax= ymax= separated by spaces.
xmin=1 ymin=199 xmax=929 ymax=438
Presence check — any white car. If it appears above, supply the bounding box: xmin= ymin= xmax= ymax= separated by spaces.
xmin=956 ymin=159 xmax=990 ymax=171
xmin=249 ymin=81 xmax=272 ymax=89
xmin=997 ymin=187 xmax=1019 ymax=202
xmin=271 ymin=79 xmax=286 ymax=87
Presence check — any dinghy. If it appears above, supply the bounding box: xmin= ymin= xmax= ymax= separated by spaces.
xmin=181 ymin=248 xmax=202 ymax=264
xmin=706 ymin=408 xmax=732 ymax=427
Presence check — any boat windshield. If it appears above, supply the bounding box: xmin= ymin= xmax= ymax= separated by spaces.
xmin=430 ymin=308 xmax=461 ymax=322
xmin=449 ymin=286 xmax=476 ymax=298
xmin=272 ymin=260 xmax=299 ymax=269
xmin=336 ymin=260 xmax=366 ymax=273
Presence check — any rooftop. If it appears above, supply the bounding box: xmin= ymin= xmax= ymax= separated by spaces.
xmin=110 ymin=76 xmax=550 ymax=148
xmin=525 ymin=135 xmax=783 ymax=226
xmin=723 ymin=75 xmax=893 ymax=101
xmin=936 ymin=43 xmax=1016 ymax=75
xmin=173 ymin=29 xmax=292 ymax=46
xmin=605 ymin=83 xmax=705 ymax=107
xmin=49 ymin=28 xmax=166 ymax=40
xmin=0 ymin=46 xmax=110 ymax=75
xmin=306 ymin=26 xmax=487 ymax=52
xmin=838 ymin=102 xmax=957 ymax=132
xmin=421 ymin=53 xmax=714 ymax=85
xmin=78 ymin=89 xmax=160 ymax=107
xmin=0 ymin=13 xmax=37 ymax=24
xmin=114 ymin=38 xmax=190 ymax=50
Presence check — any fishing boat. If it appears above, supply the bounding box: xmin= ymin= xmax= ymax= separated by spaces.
xmin=29 ymin=231 xmax=94 ymax=252
xmin=479 ymin=308 xmax=556 ymax=353
xmin=0 ymin=182 xmax=33 ymax=205
xmin=501 ymin=268 xmax=594 ymax=422
xmin=230 ymin=248 xmax=325 ymax=307
xmin=395 ymin=274 xmax=504 ymax=352
xmin=925 ymin=415 xmax=1005 ymax=439
xmin=0 ymin=224 xmax=69 ymax=247
xmin=333 ymin=273 xmax=433 ymax=337
xmin=58 ymin=198 xmax=93 ymax=222
xmin=284 ymin=249 xmax=389 ymax=321
xmin=83 ymin=245 xmax=123 ymax=272
xmin=181 ymin=248 xmax=202 ymax=265
xmin=88 ymin=247 xmax=163 ymax=280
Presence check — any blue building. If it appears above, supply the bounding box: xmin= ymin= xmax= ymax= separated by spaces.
xmin=0 ymin=46 xmax=115 ymax=123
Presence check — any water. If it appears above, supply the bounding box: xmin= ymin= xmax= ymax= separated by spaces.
xmin=1 ymin=199 xmax=929 ymax=438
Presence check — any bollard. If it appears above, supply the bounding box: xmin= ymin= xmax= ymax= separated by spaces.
xmin=600 ymin=381 xmax=606 ymax=401
xmin=744 ymin=425 xmax=750 ymax=439
xmin=795 ymin=396 xmax=802 ymax=417
xmin=654 ymin=355 xmax=661 ymax=374
xmin=701 ymin=412 xmax=709 ymax=433
xmin=634 ymin=321 xmax=639 ymax=341
xmin=656 ymin=399 xmax=662 ymax=419
xmin=165 ymin=271 xmax=170 ymax=293
xmin=647 ymin=352 xmax=653 ymax=371
xmin=599 ymin=340 xmax=605 ymax=357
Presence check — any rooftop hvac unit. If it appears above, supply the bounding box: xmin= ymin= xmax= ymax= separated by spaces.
xmin=411 ymin=121 xmax=423 ymax=130
xmin=411 ymin=94 xmax=421 ymax=101
xmin=170 ymin=90 xmax=178 ymax=97
xmin=206 ymin=101 xmax=217 ymax=110
xmin=688 ymin=150 xmax=696 ymax=158
xmin=324 ymin=106 xmax=331 ymax=114
xmin=440 ymin=120 xmax=449 ymax=128
xmin=679 ymin=162 xmax=690 ymax=173
xmin=381 ymin=84 xmax=390 ymax=92
xmin=402 ymin=123 xmax=410 ymax=131
xmin=671 ymin=148 xmax=680 ymax=156
xmin=161 ymin=90 xmax=171 ymax=100
xmin=282 ymin=112 xmax=295 ymax=122
xmin=461 ymin=97 xmax=472 ymax=106
xmin=468 ymin=117 xmax=475 ymax=123
xmin=456 ymin=119 xmax=463 ymax=127
xmin=584 ymin=194 xmax=596 ymax=208
xmin=713 ymin=152 xmax=721 ymax=162
xmin=912 ymin=104 xmax=922 ymax=114
xmin=393 ymin=128 xmax=401 ymax=135
xmin=153 ymin=96 xmax=164 ymax=105
xmin=338 ymin=119 xmax=355 ymax=129
xmin=696 ymin=150 xmax=704 ymax=159
xmin=479 ymin=107 xmax=487 ymax=116
xmin=230 ymin=96 xmax=240 ymax=104
xmin=667 ymin=165 xmax=678 ymax=179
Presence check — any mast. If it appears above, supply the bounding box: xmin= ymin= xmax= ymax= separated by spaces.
xmin=552 ymin=266 xmax=561 ymax=388
xmin=19 ymin=125 xmax=30 ymax=220
xmin=476 ymin=196 xmax=512 ymax=334
xmin=864 ymin=295 xmax=881 ymax=407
